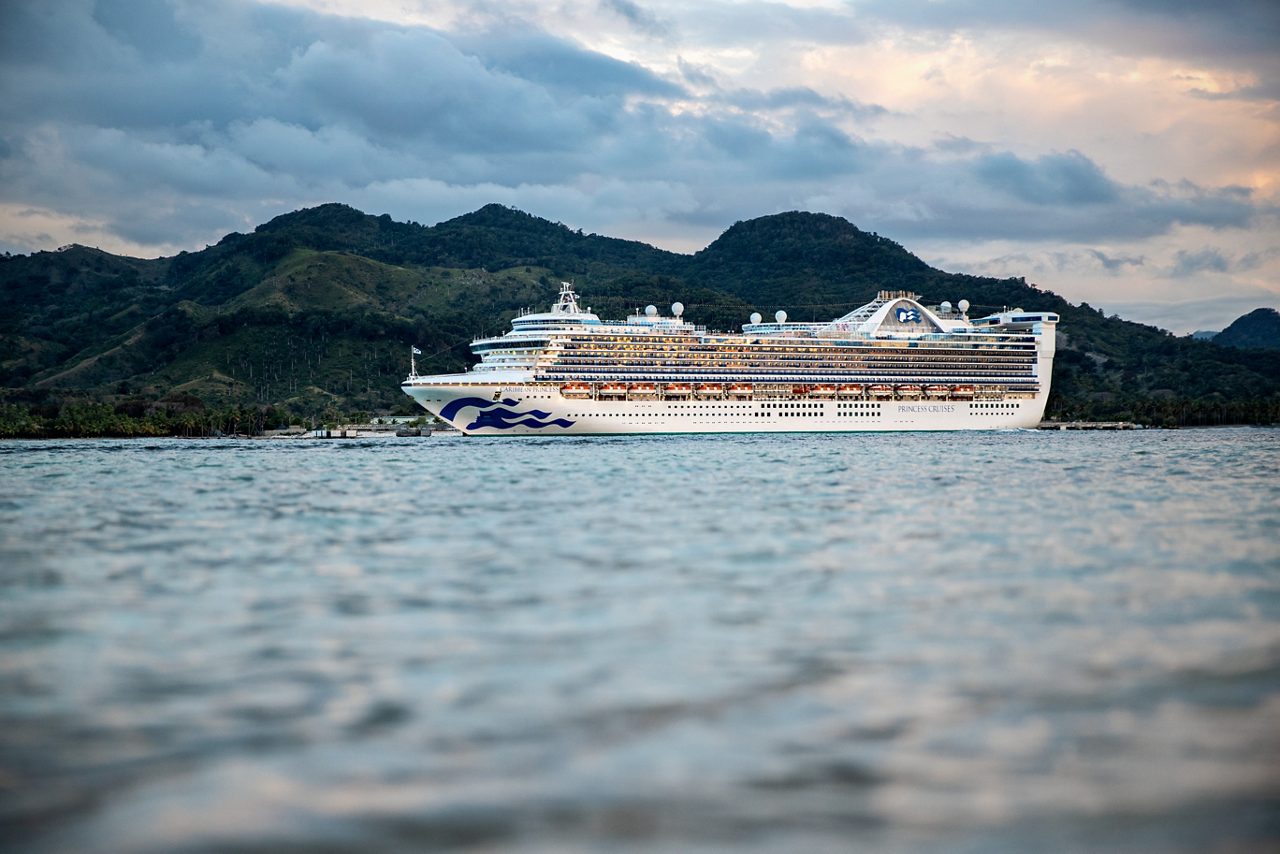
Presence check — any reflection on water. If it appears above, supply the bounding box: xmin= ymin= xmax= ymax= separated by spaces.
xmin=1 ymin=429 xmax=1278 ymax=852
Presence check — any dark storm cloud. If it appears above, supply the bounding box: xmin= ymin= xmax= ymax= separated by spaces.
xmin=91 ymin=0 xmax=202 ymax=61
xmin=974 ymin=150 xmax=1119 ymax=206
xmin=947 ymin=248 xmax=1147 ymax=280
xmin=0 ymin=0 xmax=1271 ymax=256
xmin=873 ymin=168 xmax=1261 ymax=243
xmin=1189 ymin=80 xmax=1280 ymax=102
xmin=722 ymin=87 xmax=888 ymax=120
xmin=856 ymin=150 xmax=1265 ymax=243
xmin=853 ymin=0 xmax=1280 ymax=159
xmin=1162 ymin=243 xmax=1280 ymax=280
xmin=1087 ymin=249 xmax=1144 ymax=272
xmin=0 ymin=0 xmax=688 ymax=245
xmin=453 ymin=30 xmax=684 ymax=98
xmin=1169 ymin=248 xmax=1231 ymax=277
xmin=599 ymin=0 xmax=669 ymax=38
xmin=771 ymin=120 xmax=864 ymax=179
xmin=858 ymin=0 xmax=1280 ymax=72
xmin=677 ymin=57 xmax=718 ymax=89
xmin=933 ymin=135 xmax=990 ymax=155
xmin=273 ymin=31 xmax=610 ymax=150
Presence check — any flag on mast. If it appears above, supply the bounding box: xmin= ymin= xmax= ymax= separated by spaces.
xmin=412 ymin=346 xmax=422 ymax=354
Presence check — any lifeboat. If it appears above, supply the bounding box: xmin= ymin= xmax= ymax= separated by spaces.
xmin=628 ymin=382 xmax=659 ymax=398
xmin=791 ymin=385 xmax=811 ymax=397
xmin=598 ymin=382 xmax=628 ymax=397
xmin=560 ymin=382 xmax=592 ymax=399
xmin=810 ymin=384 xmax=837 ymax=398
xmin=924 ymin=384 xmax=950 ymax=399
xmin=867 ymin=384 xmax=894 ymax=398
xmin=663 ymin=383 xmax=693 ymax=398
xmin=727 ymin=383 xmax=754 ymax=398
xmin=950 ymin=384 xmax=975 ymax=399
xmin=836 ymin=384 xmax=864 ymax=398
xmin=896 ymin=384 xmax=923 ymax=399
xmin=695 ymin=384 xmax=724 ymax=399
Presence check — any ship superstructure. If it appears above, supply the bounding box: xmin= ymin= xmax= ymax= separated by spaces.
xmin=402 ymin=283 xmax=1058 ymax=434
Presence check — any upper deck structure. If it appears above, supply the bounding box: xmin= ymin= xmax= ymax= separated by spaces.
xmin=403 ymin=283 xmax=1058 ymax=434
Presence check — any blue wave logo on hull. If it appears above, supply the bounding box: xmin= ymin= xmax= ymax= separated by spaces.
xmin=438 ymin=397 xmax=575 ymax=431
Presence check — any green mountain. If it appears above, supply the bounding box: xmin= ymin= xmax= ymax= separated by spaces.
xmin=1213 ymin=308 xmax=1280 ymax=351
xmin=2 ymin=203 xmax=1278 ymax=435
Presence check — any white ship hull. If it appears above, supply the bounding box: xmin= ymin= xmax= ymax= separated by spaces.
xmin=402 ymin=284 xmax=1058 ymax=436
xmin=403 ymin=383 xmax=1047 ymax=435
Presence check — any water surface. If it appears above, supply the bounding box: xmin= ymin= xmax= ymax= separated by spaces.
xmin=1 ymin=429 xmax=1278 ymax=852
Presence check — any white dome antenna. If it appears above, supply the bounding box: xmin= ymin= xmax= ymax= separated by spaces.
xmin=775 ymin=310 xmax=788 ymax=324
xmin=645 ymin=304 xmax=658 ymax=317
xmin=749 ymin=312 xmax=762 ymax=325
xmin=958 ymin=299 xmax=970 ymax=314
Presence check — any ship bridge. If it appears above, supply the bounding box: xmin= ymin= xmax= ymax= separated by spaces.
xmin=507 ymin=282 xmax=603 ymax=332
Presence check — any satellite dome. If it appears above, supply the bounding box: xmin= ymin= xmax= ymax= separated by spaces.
xmin=940 ymin=301 xmax=952 ymax=313
xmin=749 ymin=312 xmax=762 ymax=324
xmin=671 ymin=302 xmax=684 ymax=317
xmin=958 ymin=299 xmax=970 ymax=313
xmin=775 ymin=310 xmax=788 ymax=324
xmin=645 ymin=304 xmax=658 ymax=317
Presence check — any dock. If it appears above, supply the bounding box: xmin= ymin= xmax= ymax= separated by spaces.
xmin=1037 ymin=421 xmax=1138 ymax=430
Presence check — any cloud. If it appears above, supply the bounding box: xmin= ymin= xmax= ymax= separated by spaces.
xmin=1087 ymin=249 xmax=1145 ymax=272
xmin=858 ymin=153 xmax=1262 ymax=243
xmin=599 ymin=0 xmax=669 ymax=38
xmin=0 ymin=0 xmax=878 ymax=249
xmin=1163 ymin=245 xmax=1280 ymax=279
xmin=974 ymin=150 xmax=1119 ymax=206
xmin=857 ymin=0 xmax=1280 ymax=77
xmin=0 ymin=0 xmax=1274 ymax=340
xmin=939 ymin=247 xmax=1145 ymax=279
xmin=91 ymin=0 xmax=202 ymax=61
xmin=933 ymin=135 xmax=990 ymax=155
xmin=1169 ymin=248 xmax=1231 ymax=277
xmin=721 ymin=87 xmax=888 ymax=120
xmin=673 ymin=2 xmax=869 ymax=46
xmin=453 ymin=29 xmax=684 ymax=98
xmin=1188 ymin=80 xmax=1280 ymax=102
xmin=1099 ymin=293 xmax=1280 ymax=335
xmin=1237 ymin=248 xmax=1280 ymax=271
xmin=272 ymin=30 xmax=613 ymax=150
xmin=676 ymin=56 xmax=717 ymax=88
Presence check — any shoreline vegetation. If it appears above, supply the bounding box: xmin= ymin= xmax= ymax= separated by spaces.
xmin=1 ymin=395 xmax=1273 ymax=439
xmin=0 ymin=399 xmax=434 ymax=439
xmin=3 ymin=205 xmax=1277 ymax=433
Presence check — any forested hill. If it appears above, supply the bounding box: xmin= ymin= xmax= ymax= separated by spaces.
xmin=1214 ymin=308 xmax=1280 ymax=351
xmin=1 ymin=203 xmax=1278 ymax=435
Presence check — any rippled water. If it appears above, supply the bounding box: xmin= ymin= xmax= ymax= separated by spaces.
xmin=1 ymin=429 xmax=1278 ymax=852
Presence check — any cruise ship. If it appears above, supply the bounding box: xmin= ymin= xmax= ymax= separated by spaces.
xmin=402 ymin=283 xmax=1057 ymax=435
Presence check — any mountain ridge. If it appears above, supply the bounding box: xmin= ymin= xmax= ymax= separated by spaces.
xmin=2 ymin=203 xmax=1278 ymax=433
xmin=1213 ymin=308 xmax=1280 ymax=351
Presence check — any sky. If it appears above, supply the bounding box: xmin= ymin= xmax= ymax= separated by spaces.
xmin=1 ymin=0 xmax=1277 ymax=332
